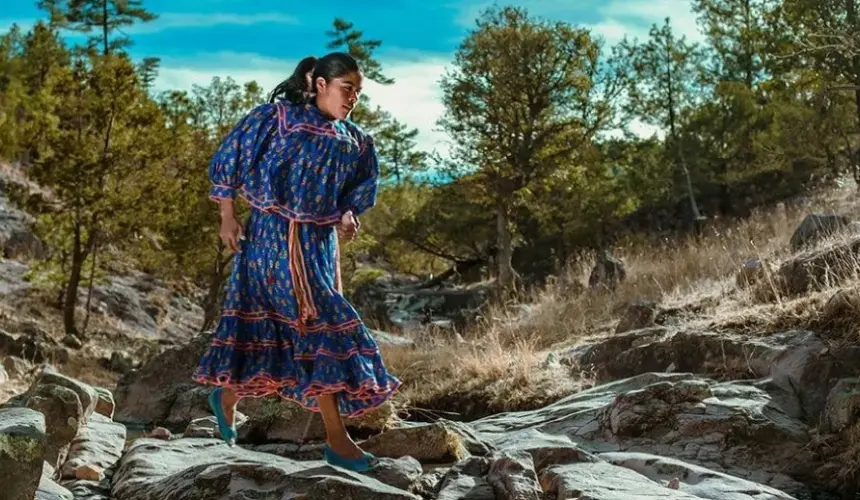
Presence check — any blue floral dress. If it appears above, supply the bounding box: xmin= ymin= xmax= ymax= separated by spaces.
xmin=193 ymin=100 xmax=402 ymax=417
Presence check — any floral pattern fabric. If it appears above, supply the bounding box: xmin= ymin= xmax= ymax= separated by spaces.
xmin=193 ymin=101 xmax=401 ymax=417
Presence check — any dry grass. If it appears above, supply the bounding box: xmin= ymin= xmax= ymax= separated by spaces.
xmin=385 ymin=180 xmax=860 ymax=422
xmin=381 ymin=327 xmax=583 ymax=421
xmin=834 ymin=422 xmax=860 ymax=494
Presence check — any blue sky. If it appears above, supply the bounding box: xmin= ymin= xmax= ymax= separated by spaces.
xmin=2 ymin=0 xmax=704 ymax=155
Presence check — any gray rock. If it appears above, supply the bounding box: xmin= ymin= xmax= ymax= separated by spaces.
xmin=820 ymin=378 xmax=860 ymax=433
xmin=436 ymin=458 xmax=494 ymax=500
xmin=362 ymin=421 xmax=469 ymax=462
xmin=113 ymin=333 xmax=211 ymax=426
xmin=410 ymin=468 xmax=449 ymax=499
xmin=4 ymin=355 xmax=33 ymax=377
xmin=61 ymin=479 xmax=112 ymax=500
xmin=93 ymin=387 xmax=115 ymax=420
xmin=112 ymin=437 xmax=420 ymax=500
xmin=36 ymin=368 xmax=98 ymax=422
xmin=588 ymin=250 xmax=626 ymax=291
xmin=183 ymin=414 xmax=248 ymax=439
xmin=84 ymin=271 xmax=204 ymax=340
xmin=540 ymin=461 xmax=702 ymax=499
xmin=600 ymin=452 xmax=796 ymax=499
xmin=25 ymin=382 xmax=84 ymax=468
xmin=37 ymin=465 xmax=73 ymax=500
xmin=0 ymin=327 xmax=66 ymax=365
xmin=365 ymin=456 xmax=423 ymax=491
xmin=789 ymin=213 xmax=849 ymax=250
xmin=438 ymin=475 xmax=494 ymax=500
xmin=472 ymin=372 xmax=812 ymax=493
xmin=487 ymin=451 xmax=542 ymax=500
xmin=108 ymin=351 xmax=134 ymax=374
xmin=0 ymin=407 xmax=48 ymax=500
xmin=0 ymin=191 xmax=45 ymax=261
xmin=60 ymin=412 xmax=126 ymax=479
xmin=616 ymin=300 xmax=659 ymax=333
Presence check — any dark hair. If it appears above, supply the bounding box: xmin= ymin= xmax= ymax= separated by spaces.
xmin=269 ymin=52 xmax=361 ymax=104
xmin=268 ymin=56 xmax=317 ymax=103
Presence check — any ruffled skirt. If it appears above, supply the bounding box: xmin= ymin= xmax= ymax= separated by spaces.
xmin=193 ymin=208 xmax=401 ymax=417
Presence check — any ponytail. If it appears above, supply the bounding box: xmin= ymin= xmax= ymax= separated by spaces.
xmin=268 ymin=56 xmax=317 ymax=104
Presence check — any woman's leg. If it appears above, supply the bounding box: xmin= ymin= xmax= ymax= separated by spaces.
xmin=318 ymin=392 xmax=365 ymax=459
xmin=220 ymin=387 xmax=241 ymax=425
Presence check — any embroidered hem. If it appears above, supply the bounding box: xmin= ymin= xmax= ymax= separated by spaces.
xmin=193 ymin=372 xmax=402 ymax=418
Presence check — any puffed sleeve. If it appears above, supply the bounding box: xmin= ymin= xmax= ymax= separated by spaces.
xmin=208 ymin=103 xmax=278 ymax=201
xmin=338 ymin=135 xmax=379 ymax=216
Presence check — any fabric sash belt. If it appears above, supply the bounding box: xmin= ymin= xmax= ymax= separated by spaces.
xmin=287 ymin=220 xmax=343 ymax=334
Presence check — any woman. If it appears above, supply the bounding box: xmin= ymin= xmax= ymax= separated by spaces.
xmin=192 ymin=52 xmax=401 ymax=472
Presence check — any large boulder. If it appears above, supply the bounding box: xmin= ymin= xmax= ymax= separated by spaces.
xmin=113 ymin=333 xmax=211 ymax=426
xmin=116 ymin=333 xmax=397 ymax=440
xmin=789 ymin=213 xmax=850 ymax=250
xmin=570 ymin=328 xmax=860 ymax=426
xmin=471 ymin=372 xmax=818 ymax=496
xmin=765 ymin=235 xmax=860 ymax=298
xmin=25 ymin=382 xmax=84 ymax=468
xmin=0 ymin=407 xmax=48 ymax=500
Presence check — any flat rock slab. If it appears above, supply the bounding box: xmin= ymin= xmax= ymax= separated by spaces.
xmin=61 ymin=412 xmax=126 ymax=479
xmin=112 ymin=437 xmax=421 ymax=500
xmin=540 ymin=461 xmax=704 ymax=499
xmin=599 ymin=452 xmax=796 ymax=500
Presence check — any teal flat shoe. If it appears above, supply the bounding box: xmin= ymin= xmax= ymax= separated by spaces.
xmin=323 ymin=444 xmax=379 ymax=472
xmin=208 ymin=387 xmax=237 ymax=446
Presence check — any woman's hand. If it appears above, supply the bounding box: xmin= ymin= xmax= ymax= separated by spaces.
xmin=336 ymin=211 xmax=359 ymax=242
xmin=218 ymin=200 xmax=244 ymax=253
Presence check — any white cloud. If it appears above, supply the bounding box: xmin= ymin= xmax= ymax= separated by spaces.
xmin=152 ymin=52 xmax=453 ymax=156
xmin=593 ymin=0 xmax=704 ymax=45
xmin=453 ymin=0 xmax=703 ymax=46
xmin=126 ymin=12 xmax=299 ymax=34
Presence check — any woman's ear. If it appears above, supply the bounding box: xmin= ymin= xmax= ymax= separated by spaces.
xmin=314 ymin=76 xmax=327 ymax=94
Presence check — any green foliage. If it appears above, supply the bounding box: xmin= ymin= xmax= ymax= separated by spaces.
xmin=439 ymin=5 xmax=618 ymax=290
xmin=0 ymin=0 xmax=858 ymax=328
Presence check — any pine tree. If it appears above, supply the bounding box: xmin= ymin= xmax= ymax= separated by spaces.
xmin=38 ymin=0 xmax=158 ymax=55
xmin=137 ymin=56 xmax=159 ymax=93
xmin=326 ymin=18 xmax=394 ymax=85
xmin=618 ymin=17 xmax=706 ymax=222
xmin=30 ymin=52 xmax=166 ymax=335
xmin=439 ymin=6 xmax=613 ymax=294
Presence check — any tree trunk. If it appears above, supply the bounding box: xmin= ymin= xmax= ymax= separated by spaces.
xmin=82 ymin=243 xmax=98 ymax=336
xmin=495 ymin=201 xmax=515 ymax=294
xmin=63 ymin=223 xmax=85 ymax=336
xmin=102 ymin=0 xmax=109 ymax=56
xmin=200 ymin=251 xmax=234 ymax=332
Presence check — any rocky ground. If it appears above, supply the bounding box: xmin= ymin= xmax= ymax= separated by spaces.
xmin=2 ymin=165 xmax=860 ymax=498
xmin=2 ymin=326 xmax=856 ymax=500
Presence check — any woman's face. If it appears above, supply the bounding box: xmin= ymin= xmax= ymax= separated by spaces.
xmin=315 ymin=70 xmax=362 ymax=120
